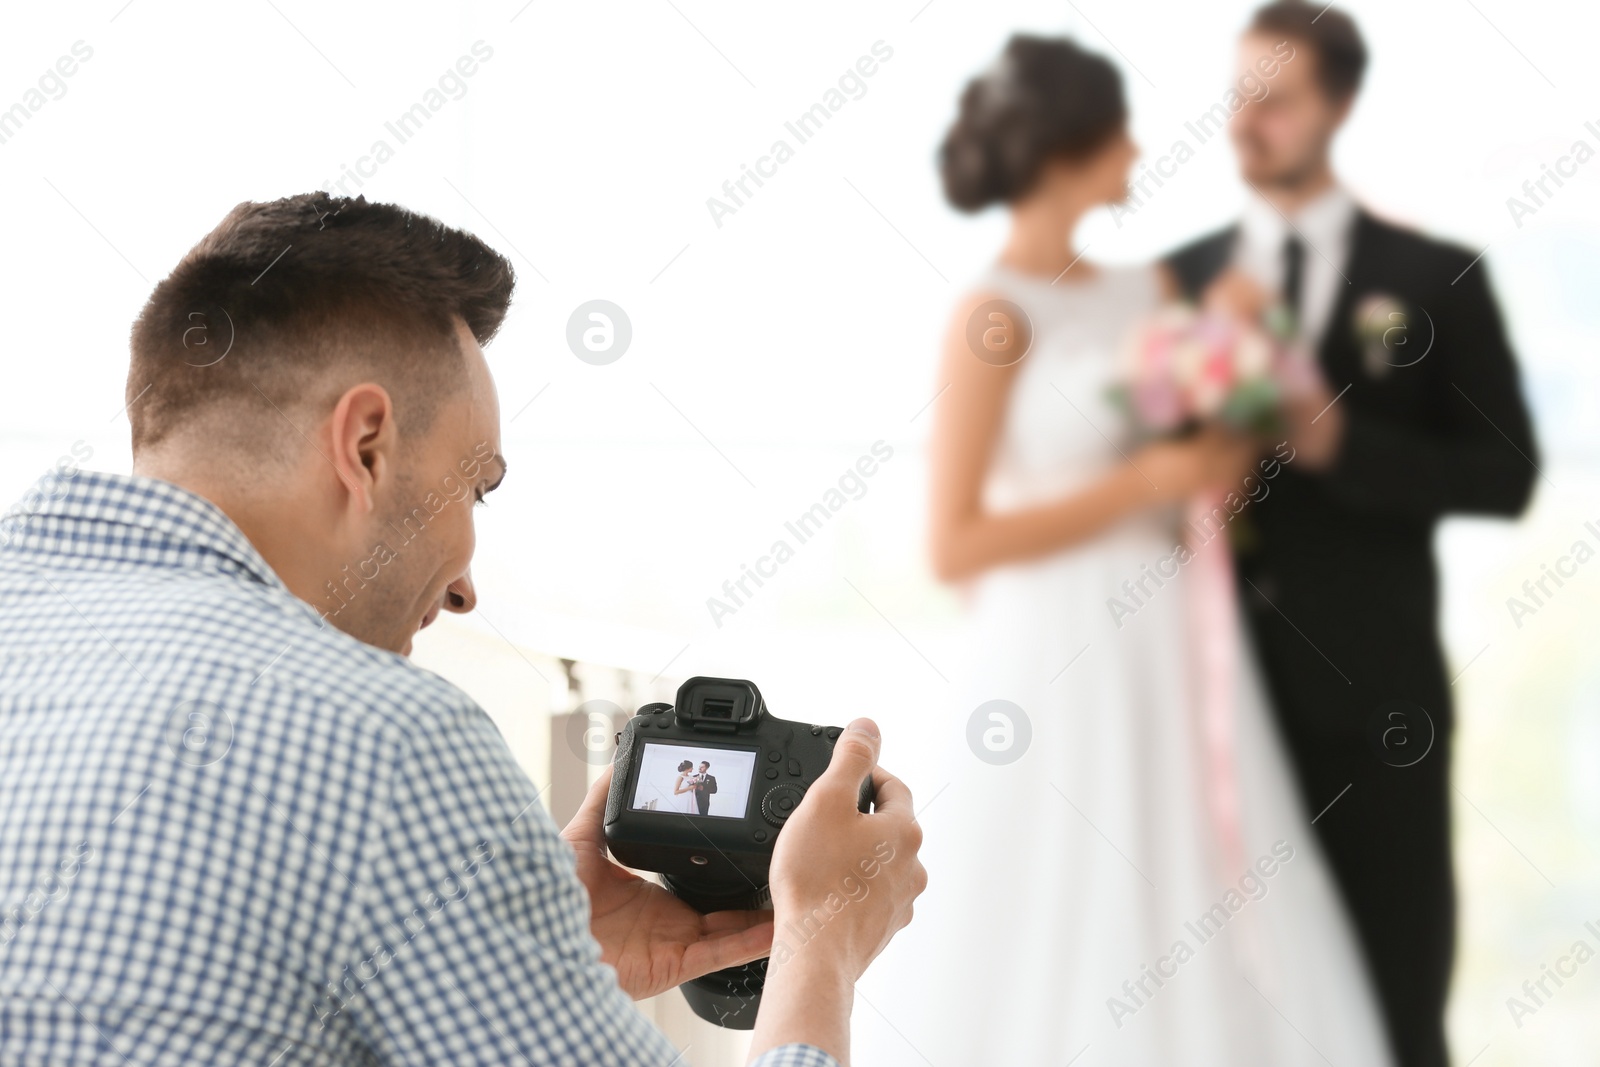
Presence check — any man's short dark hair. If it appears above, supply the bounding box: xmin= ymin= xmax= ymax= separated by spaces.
xmin=127 ymin=194 xmax=515 ymax=455
xmin=1250 ymin=1 xmax=1367 ymax=100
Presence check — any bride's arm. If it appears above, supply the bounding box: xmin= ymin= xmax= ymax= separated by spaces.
xmin=927 ymin=290 xmax=1246 ymax=584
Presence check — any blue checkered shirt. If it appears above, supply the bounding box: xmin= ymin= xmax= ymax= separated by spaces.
xmin=0 ymin=469 xmax=836 ymax=1067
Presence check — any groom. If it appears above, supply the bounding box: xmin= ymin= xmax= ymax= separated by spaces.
xmin=1168 ymin=4 xmax=1537 ymax=1065
xmin=692 ymin=760 xmax=714 ymax=815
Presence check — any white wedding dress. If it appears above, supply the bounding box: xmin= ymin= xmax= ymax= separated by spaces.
xmin=672 ymin=774 xmax=699 ymax=814
xmin=861 ymin=264 xmax=1393 ymax=1066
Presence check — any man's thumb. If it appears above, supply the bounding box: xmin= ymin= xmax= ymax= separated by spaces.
xmin=821 ymin=718 xmax=880 ymax=789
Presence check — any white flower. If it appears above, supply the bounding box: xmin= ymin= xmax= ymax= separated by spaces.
xmin=1234 ymin=331 xmax=1270 ymax=378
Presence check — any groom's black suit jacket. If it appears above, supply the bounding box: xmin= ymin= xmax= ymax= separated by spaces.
xmin=1168 ymin=211 xmax=1537 ymax=1067
xmin=1169 ymin=210 xmax=1536 ymax=732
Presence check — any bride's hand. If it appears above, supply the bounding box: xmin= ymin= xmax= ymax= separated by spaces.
xmin=1133 ymin=428 xmax=1259 ymax=502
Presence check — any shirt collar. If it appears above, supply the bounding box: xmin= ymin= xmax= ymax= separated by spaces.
xmin=1238 ymin=183 xmax=1357 ymax=257
xmin=2 ymin=467 xmax=289 ymax=595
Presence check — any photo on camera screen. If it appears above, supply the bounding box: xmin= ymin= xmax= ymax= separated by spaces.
xmin=630 ymin=742 xmax=758 ymax=819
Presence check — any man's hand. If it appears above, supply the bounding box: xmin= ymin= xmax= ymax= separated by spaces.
xmin=1203 ymin=267 xmax=1272 ymax=324
xmin=1281 ymin=368 xmax=1347 ymax=471
xmin=749 ymin=719 xmax=927 ymax=1066
xmin=1202 ymin=267 xmax=1346 ymax=471
xmin=766 ymin=719 xmax=925 ymax=975
xmin=560 ymin=765 xmax=775 ymax=1000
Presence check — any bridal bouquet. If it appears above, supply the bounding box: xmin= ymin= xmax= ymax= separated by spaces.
xmin=1108 ymin=304 xmax=1294 ymax=439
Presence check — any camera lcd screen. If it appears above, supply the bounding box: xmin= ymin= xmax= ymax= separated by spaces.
xmin=630 ymin=742 xmax=758 ymax=819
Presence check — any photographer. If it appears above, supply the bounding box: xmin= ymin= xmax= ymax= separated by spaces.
xmin=0 ymin=195 xmax=925 ymax=1066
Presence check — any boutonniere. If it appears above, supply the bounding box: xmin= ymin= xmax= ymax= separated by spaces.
xmin=1352 ymin=293 xmax=1432 ymax=378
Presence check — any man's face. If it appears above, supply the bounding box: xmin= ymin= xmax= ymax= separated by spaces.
xmin=1229 ymin=32 xmax=1349 ymax=189
xmin=331 ymin=319 xmax=505 ymax=656
xmin=699 ymin=763 xmax=709 ymax=773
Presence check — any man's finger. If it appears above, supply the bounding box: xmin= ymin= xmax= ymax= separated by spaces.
xmin=701 ymin=908 xmax=776 ymax=935
xmin=867 ymin=767 xmax=914 ymax=815
xmin=683 ymin=920 xmax=776 ymax=979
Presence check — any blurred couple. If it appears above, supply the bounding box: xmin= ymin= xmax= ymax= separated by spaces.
xmin=907 ymin=3 xmax=1536 ymax=1065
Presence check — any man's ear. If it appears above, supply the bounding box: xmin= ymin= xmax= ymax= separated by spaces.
xmin=326 ymin=383 xmax=398 ymax=517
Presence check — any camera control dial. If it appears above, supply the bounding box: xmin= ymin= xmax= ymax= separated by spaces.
xmin=760 ymin=783 xmax=806 ymax=827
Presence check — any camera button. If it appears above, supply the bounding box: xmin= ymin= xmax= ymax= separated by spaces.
xmin=786 ymin=759 xmax=801 ymax=776
xmin=825 ymin=727 xmax=842 ymax=741
xmin=753 ymin=830 xmax=768 ymax=843
xmin=761 ymin=783 xmax=805 ymax=826
xmin=767 ymin=750 xmax=782 ymax=762
xmin=765 ymin=767 xmax=778 ymax=779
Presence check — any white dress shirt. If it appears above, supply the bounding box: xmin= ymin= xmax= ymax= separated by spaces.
xmin=1234 ymin=184 xmax=1358 ymax=348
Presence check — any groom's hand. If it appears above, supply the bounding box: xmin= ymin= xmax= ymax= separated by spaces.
xmin=1203 ymin=267 xmax=1271 ymax=324
xmin=1282 ymin=369 xmax=1347 ymax=471
xmin=1202 ymin=268 xmax=1345 ymax=470
xmin=559 ymin=765 xmax=775 ymax=1000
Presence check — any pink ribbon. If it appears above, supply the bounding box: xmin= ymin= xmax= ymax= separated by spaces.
xmin=1185 ymin=492 xmax=1245 ymax=883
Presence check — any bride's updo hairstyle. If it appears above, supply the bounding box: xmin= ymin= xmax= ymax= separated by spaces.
xmin=940 ymin=35 xmax=1126 ymax=212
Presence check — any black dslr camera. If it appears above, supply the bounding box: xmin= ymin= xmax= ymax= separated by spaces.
xmin=603 ymin=677 xmax=873 ymax=1028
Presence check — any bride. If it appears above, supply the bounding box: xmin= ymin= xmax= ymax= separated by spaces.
xmin=886 ymin=35 xmax=1394 ymax=1065
xmin=670 ymin=760 xmax=700 ymax=814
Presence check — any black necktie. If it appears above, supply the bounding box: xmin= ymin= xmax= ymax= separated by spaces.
xmin=1282 ymin=235 xmax=1305 ymax=327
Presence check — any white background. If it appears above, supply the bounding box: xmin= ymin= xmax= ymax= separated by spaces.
xmin=3 ymin=1 xmax=1597 ymax=1063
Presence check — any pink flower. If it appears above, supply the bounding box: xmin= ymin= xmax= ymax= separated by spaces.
xmin=1114 ymin=308 xmax=1287 ymax=435
xmin=1133 ymin=382 xmax=1183 ymax=431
